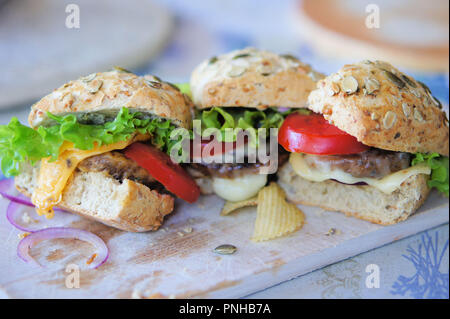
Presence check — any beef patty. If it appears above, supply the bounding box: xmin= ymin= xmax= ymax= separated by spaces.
xmin=77 ymin=151 xmax=170 ymax=194
xmin=304 ymin=149 xmax=411 ymax=179
xmin=186 ymin=146 xmax=289 ymax=179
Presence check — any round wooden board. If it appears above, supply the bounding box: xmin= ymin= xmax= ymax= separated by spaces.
xmin=0 ymin=0 xmax=173 ymax=110
xmin=294 ymin=0 xmax=449 ymax=72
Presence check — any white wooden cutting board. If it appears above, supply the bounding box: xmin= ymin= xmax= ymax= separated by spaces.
xmin=0 ymin=185 xmax=448 ymax=298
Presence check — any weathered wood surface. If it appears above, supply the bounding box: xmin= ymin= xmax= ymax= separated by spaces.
xmin=0 ymin=191 xmax=447 ymax=298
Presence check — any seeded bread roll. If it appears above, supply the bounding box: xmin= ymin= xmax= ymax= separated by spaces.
xmin=29 ymin=68 xmax=194 ymax=129
xmin=278 ymin=162 xmax=430 ymax=225
xmin=308 ymin=60 xmax=449 ymax=156
xmin=190 ymin=47 xmax=324 ymax=109
xmin=15 ymin=163 xmax=174 ymax=232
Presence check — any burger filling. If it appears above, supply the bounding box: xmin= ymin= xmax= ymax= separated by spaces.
xmin=187 ymin=146 xmax=289 ymax=179
xmin=189 ymin=106 xmax=291 ymax=201
xmin=279 ymin=112 xmax=448 ymax=196
xmin=303 ymin=149 xmax=411 ymax=179
xmin=77 ymin=151 xmax=170 ymax=195
xmin=0 ymin=107 xmax=199 ymax=217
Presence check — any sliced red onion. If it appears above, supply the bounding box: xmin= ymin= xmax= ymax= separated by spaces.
xmin=0 ymin=178 xmax=34 ymax=206
xmin=0 ymin=178 xmax=65 ymax=211
xmin=6 ymin=201 xmax=69 ymax=232
xmin=278 ymin=107 xmax=290 ymax=112
xmin=17 ymin=227 xmax=109 ymax=269
xmin=7 ymin=201 xmax=36 ymax=232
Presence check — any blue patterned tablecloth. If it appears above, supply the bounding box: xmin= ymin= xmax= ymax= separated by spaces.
xmin=0 ymin=0 xmax=448 ymax=299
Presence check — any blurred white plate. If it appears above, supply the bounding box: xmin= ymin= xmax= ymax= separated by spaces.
xmin=294 ymin=0 xmax=449 ymax=72
xmin=0 ymin=0 xmax=173 ymax=110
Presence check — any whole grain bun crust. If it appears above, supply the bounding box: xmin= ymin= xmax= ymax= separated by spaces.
xmin=308 ymin=60 xmax=449 ymax=156
xmin=29 ymin=68 xmax=193 ymax=129
xmin=15 ymin=163 xmax=174 ymax=232
xmin=190 ymin=47 xmax=324 ymax=109
xmin=278 ymin=162 xmax=430 ymax=225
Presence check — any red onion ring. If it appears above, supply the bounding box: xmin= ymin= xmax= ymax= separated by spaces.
xmin=0 ymin=178 xmax=65 ymax=211
xmin=7 ymin=200 xmax=72 ymax=233
xmin=17 ymin=227 xmax=109 ymax=269
xmin=6 ymin=201 xmax=37 ymax=232
xmin=278 ymin=107 xmax=290 ymax=112
xmin=0 ymin=178 xmax=34 ymax=207
xmin=3 ymin=179 xmax=109 ymax=269
xmin=6 ymin=201 xmax=71 ymax=232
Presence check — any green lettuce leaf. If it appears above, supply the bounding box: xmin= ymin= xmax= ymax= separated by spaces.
xmin=412 ymin=153 xmax=449 ymax=196
xmin=0 ymin=108 xmax=176 ymax=177
xmin=198 ymin=107 xmax=304 ymax=144
xmin=174 ymin=83 xmax=307 ymax=143
xmin=173 ymin=83 xmax=307 ymax=140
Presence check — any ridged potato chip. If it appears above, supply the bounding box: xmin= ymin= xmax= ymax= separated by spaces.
xmin=251 ymin=182 xmax=305 ymax=242
xmin=221 ymin=197 xmax=258 ymax=216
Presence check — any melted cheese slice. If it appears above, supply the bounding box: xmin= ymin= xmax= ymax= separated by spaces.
xmin=32 ymin=135 xmax=148 ymax=218
xmin=289 ymin=153 xmax=431 ymax=194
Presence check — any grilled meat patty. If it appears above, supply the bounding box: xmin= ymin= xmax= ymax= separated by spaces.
xmin=77 ymin=151 xmax=170 ymax=194
xmin=187 ymin=162 xmax=266 ymax=178
xmin=186 ymin=147 xmax=290 ymax=179
xmin=304 ymin=149 xmax=411 ymax=179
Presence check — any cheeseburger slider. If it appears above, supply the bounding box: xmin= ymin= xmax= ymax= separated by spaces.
xmin=0 ymin=68 xmax=199 ymax=232
xmin=186 ymin=47 xmax=323 ymax=202
xmin=278 ymin=60 xmax=449 ymax=225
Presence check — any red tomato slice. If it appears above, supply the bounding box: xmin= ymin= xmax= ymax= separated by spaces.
xmin=124 ymin=143 xmax=200 ymax=203
xmin=278 ymin=113 xmax=369 ymax=155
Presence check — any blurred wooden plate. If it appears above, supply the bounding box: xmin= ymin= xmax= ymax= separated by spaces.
xmin=0 ymin=0 xmax=173 ymax=110
xmin=294 ymin=0 xmax=449 ymax=72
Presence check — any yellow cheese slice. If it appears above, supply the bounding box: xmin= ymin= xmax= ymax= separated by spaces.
xmin=289 ymin=152 xmax=431 ymax=194
xmin=32 ymin=135 xmax=148 ymax=218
